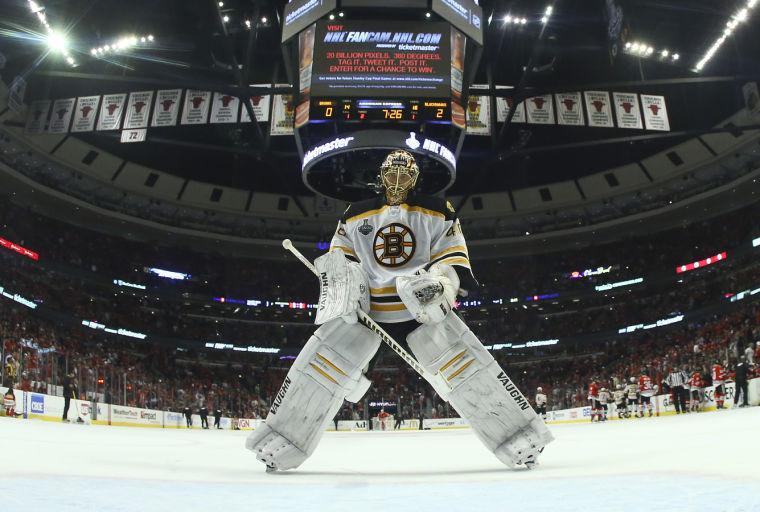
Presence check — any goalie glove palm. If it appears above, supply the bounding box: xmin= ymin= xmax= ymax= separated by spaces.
xmin=397 ymin=263 xmax=459 ymax=324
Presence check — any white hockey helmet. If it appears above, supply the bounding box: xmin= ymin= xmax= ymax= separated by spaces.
xmin=629 ymin=377 xmax=636 ymax=383
xmin=537 ymin=387 xmax=543 ymax=392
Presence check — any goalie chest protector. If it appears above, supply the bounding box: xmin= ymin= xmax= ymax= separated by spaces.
xmin=329 ymin=194 xmax=473 ymax=324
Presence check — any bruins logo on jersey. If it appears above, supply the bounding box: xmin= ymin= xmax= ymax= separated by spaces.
xmin=373 ymin=223 xmax=416 ymax=267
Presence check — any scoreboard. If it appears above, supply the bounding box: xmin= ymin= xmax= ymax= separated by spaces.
xmin=310 ymin=98 xmax=451 ymax=123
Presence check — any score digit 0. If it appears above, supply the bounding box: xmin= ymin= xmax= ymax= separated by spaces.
xmin=325 ymin=107 xmax=333 ymax=118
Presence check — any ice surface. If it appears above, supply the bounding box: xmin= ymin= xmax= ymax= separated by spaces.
xmin=2 ymin=408 xmax=760 ymax=512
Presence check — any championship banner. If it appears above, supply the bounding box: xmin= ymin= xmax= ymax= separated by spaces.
xmin=71 ymin=96 xmax=101 ymax=133
xmin=180 ymin=90 xmax=211 ymax=125
xmin=613 ymin=92 xmax=643 ymax=130
xmin=744 ymin=82 xmax=760 ymax=114
xmin=555 ymin=92 xmax=584 ymax=126
xmin=97 ymin=93 xmax=127 ymax=131
xmin=496 ymin=96 xmax=526 ymax=124
xmin=124 ymin=91 xmax=154 ymax=129
xmin=8 ymin=76 xmax=27 ymax=115
xmin=25 ymin=100 xmax=51 ymax=134
xmin=210 ymin=92 xmax=240 ymax=124
xmin=151 ymin=89 xmax=182 ymax=127
xmin=48 ymin=98 xmax=75 ymax=134
xmin=240 ymin=89 xmax=271 ymax=123
xmin=526 ymin=95 xmax=555 ymax=125
xmin=641 ymin=95 xmax=670 ymax=131
xmin=584 ymin=91 xmax=614 ymax=128
xmin=270 ymin=84 xmax=295 ymax=136
xmin=466 ymin=85 xmax=490 ymax=135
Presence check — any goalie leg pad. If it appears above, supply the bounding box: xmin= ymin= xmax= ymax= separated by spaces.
xmin=407 ymin=313 xmax=554 ymax=468
xmin=246 ymin=319 xmax=381 ymax=470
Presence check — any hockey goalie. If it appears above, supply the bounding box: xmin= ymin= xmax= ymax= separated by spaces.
xmin=246 ymin=150 xmax=554 ymax=471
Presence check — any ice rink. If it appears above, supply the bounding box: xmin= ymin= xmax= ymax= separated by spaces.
xmin=2 ymin=409 xmax=759 ymax=512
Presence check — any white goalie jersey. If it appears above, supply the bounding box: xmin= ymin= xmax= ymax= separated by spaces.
xmin=329 ymin=194 xmax=474 ymax=323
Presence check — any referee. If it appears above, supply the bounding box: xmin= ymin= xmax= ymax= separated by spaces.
xmin=666 ymin=366 xmax=689 ymax=414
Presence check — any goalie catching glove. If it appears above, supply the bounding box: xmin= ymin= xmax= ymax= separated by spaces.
xmin=314 ymin=250 xmax=370 ymax=325
xmin=397 ymin=263 xmax=460 ymax=324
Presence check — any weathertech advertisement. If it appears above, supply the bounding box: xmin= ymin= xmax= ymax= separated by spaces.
xmin=311 ymin=20 xmax=451 ymax=98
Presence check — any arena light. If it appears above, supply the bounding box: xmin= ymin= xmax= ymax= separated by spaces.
xmin=45 ymin=29 xmax=68 ymax=53
xmin=595 ymin=277 xmax=644 ymax=292
xmin=0 ymin=284 xmax=38 ymax=309
xmin=0 ymin=236 xmax=39 ymax=261
xmin=82 ymin=320 xmax=147 ymax=340
xmin=90 ymin=34 xmax=155 ymax=57
xmin=204 ymin=342 xmax=280 ymax=354
xmin=618 ymin=314 xmax=684 ymax=334
xmin=753 ymin=236 xmax=760 ymax=247
xmin=541 ymin=5 xmax=553 ymax=24
xmin=485 ymin=339 xmax=559 ymax=351
xmin=525 ymin=293 xmax=559 ymax=302
xmin=695 ymin=0 xmax=757 ymax=72
xmin=147 ymin=267 xmax=190 ymax=280
xmin=624 ymin=40 xmax=680 ymax=62
xmin=569 ymin=266 xmax=612 ymax=279
xmin=730 ymin=287 xmax=760 ymax=302
xmin=676 ymin=252 xmax=727 ymax=274
xmin=113 ymin=279 xmax=147 ymax=290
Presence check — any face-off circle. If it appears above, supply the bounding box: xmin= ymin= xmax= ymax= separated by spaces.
xmin=373 ymin=223 xmax=416 ymax=267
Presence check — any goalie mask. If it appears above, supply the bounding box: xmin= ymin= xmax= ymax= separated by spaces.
xmin=379 ymin=150 xmax=419 ymax=205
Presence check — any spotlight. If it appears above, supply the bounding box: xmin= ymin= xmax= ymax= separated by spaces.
xmin=245 ymin=19 xmax=251 ymax=28
xmin=148 ymin=35 xmax=154 ymax=41
xmin=218 ymin=1 xmax=223 ymax=6
xmin=140 ymin=36 xmax=146 ymax=43
xmin=425 ymin=12 xmax=431 ymax=18
xmin=661 ymin=49 xmax=669 ymax=57
xmin=338 ymin=11 xmax=344 ymax=17
xmin=261 ymin=16 xmax=267 ymax=23
xmin=90 ymin=48 xmax=97 ymax=55
xmin=672 ymin=53 xmax=680 ymax=61
xmin=329 ymin=14 xmax=335 ymax=20
xmin=223 ymin=15 xmax=229 ymax=23
xmin=46 ymin=30 xmax=68 ymax=53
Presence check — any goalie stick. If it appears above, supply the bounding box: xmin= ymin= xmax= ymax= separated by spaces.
xmin=282 ymin=239 xmax=439 ymax=384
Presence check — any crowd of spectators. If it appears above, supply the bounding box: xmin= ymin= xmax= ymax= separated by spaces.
xmin=1 ymin=196 xmax=760 ymax=423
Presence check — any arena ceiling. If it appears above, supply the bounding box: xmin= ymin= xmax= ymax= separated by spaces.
xmin=1 ymin=0 xmax=759 ymax=198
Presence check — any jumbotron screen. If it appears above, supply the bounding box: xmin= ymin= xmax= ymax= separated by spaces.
xmin=311 ymin=20 xmax=452 ymax=98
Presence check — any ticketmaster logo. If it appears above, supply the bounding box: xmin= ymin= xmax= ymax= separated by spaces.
xmin=303 ymin=137 xmax=355 ymax=167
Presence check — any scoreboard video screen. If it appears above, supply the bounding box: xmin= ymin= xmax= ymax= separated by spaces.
xmin=311 ymin=20 xmax=452 ymax=98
